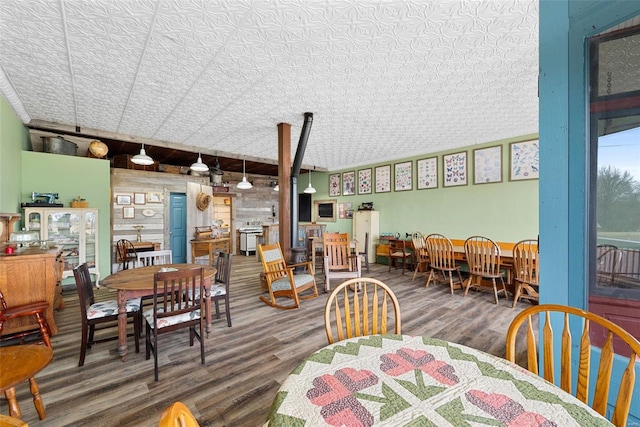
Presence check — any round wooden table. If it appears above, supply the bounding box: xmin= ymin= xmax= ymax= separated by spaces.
xmin=0 ymin=344 xmax=53 ymax=420
xmin=102 ymin=263 xmax=216 ymax=361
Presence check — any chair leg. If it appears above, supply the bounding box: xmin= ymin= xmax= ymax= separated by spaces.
xmin=364 ymin=255 xmax=369 ymax=273
xmin=34 ymin=313 xmax=52 ymax=348
xmin=225 ymin=296 xmax=231 ymax=327
xmin=214 ymin=299 xmax=221 ymax=319
xmin=29 ymin=377 xmax=46 ymax=420
xmin=447 ymin=272 xmax=456 ymax=295
xmin=512 ymin=282 xmax=522 ymax=308
xmin=4 ymin=387 xmax=20 ymax=418
xmin=491 ymin=278 xmax=499 ymax=305
xmin=425 ymin=269 xmax=434 ymax=288
xmin=79 ymin=322 xmax=89 ymax=367
xmin=133 ymin=313 xmax=140 ymax=354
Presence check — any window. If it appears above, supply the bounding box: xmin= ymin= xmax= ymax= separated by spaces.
xmin=589 ymin=25 xmax=640 ymax=301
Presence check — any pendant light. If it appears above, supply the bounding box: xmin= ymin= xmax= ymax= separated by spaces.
xmin=190 ymin=152 xmax=209 ymax=172
xmin=303 ymin=170 xmax=316 ymax=194
xmin=236 ymin=159 xmax=252 ymax=189
xmin=131 ymin=143 xmax=154 ymax=165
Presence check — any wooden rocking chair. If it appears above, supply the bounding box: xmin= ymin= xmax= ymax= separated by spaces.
xmin=257 ymin=242 xmax=318 ymax=310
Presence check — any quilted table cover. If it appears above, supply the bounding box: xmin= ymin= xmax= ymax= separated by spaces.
xmin=267 ymin=334 xmax=612 ymax=427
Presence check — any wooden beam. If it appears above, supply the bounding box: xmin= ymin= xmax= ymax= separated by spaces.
xmin=278 ymin=123 xmax=291 ymax=259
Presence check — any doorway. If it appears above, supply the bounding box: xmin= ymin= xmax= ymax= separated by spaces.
xmin=170 ymin=193 xmax=187 ymax=263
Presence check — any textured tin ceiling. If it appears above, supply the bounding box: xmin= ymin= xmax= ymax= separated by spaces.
xmin=0 ymin=0 xmax=539 ymax=172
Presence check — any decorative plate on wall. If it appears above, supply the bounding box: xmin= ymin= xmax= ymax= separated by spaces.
xmin=142 ymin=209 xmax=155 ymax=217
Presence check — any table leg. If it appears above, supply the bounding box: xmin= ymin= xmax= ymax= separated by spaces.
xmin=29 ymin=377 xmax=46 ymax=420
xmin=4 ymin=387 xmax=21 ymax=418
xmin=116 ymin=290 xmax=128 ymax=361
xmin=204 ymin=277 xmax=212 ymax=336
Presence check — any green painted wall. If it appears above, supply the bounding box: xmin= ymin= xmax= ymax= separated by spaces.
xmin=21 ymin=151 xmax=112 ymax=281
xmin=308 ymin=134 xmax=539 ymax=242
xmin=0 ymin=97 xmax=29 ymax=216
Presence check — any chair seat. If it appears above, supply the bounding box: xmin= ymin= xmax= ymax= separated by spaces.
xmin=271 ymin=274 xmax=314 ymax=292
xmin=87 ymin=298 xmax=141 ymax=320
xmin=144 ymin=308 xmax=201 ymax=329
xmin=189 ymin=284 xmax=227 ymax=300
xmin=390 ymin=250 xmax=411 ymax=256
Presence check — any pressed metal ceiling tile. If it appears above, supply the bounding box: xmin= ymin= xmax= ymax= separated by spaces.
xmin=0 ymin=0 xmax=540 ymax=171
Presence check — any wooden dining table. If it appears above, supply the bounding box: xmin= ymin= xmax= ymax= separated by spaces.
xmin=102 ymin=263 xmax=216 ymax=361
xmin=267 ymin=334 xmax=613 ymax=426
xmin=0 ymin=344 xmax=53 ymax=420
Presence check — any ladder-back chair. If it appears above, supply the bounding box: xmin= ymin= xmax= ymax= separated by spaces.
xmin=323 ymin=233 xmax=361 ymax=293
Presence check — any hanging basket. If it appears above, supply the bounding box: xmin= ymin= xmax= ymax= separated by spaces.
xmin=196 ymin=192 xmax=211 ymax=211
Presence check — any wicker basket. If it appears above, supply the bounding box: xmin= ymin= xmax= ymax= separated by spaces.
xmin=70 ymin=197 xmax=88 ymax=208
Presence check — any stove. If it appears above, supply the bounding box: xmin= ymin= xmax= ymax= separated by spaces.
xmin=239 ymin=226 xmax=263 ymax=255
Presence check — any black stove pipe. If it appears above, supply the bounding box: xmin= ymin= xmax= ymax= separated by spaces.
xmin=291 ymin=112 xmax=313 ymax=250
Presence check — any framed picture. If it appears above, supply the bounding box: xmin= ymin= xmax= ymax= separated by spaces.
xmin=342 ymin=171 xmax=355 ymax=196
xmin=510 ymin=140 xmax=539 ymax=181
xmin=417 ymin=157 xmax=438 ymax=189
xmin=116 ymin=194 xmax=131 ymax=205
xmin=394 ymin=161 xmax=412 ymax=191
xmin=375 ymin=165 xmax=391 ymax=193
xmin=358 ymin=168 xmax=372 ymax=195
xmin=122 ymin=207 xmax=135 ymax=219
xmin=134 ymin=192 xmax=146 ymax=205
xmin=443 ymin=151 xmax=468 ymax=187
xmin=147 ymin=192 xmax=163 ymax=203
xmin=329 ymin=173 xmax=341 ymax=196
xmin=346 ymin=210 xmax=354 ymax=219
xmin=473 ymin=145 xmax=503 ymax=184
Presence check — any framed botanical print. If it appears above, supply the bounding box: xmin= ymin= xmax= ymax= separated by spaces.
xmin=443 ymin=151 xmax=468 ymax=187
xmin=358 ymin=168 xmax=372 ymax=195
xmin=122 ymin=206 xmax=135 ymax=219
xmin=375 ymin=165 xmax=391 ymax=193
xmin=394 ymin=161 xmax=412 ymax=191
xmin=115 ymin=194 xmax=131 ymax=205
xmin=342 ymin=171 xmax=355 ymax=196
xmin=510 ymin=140 xmax=539 ymax=181
xmin=134 ymin=192 xmax=146 ymax=205
xmin=329 ymin=173 xmax=341 ymax=196
xmin=473 ymin=145 xmax=502 ymax=184
xmin=417 ymin=157 xmax=438 ymax=189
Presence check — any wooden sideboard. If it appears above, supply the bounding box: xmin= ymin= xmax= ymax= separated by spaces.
xmin=191 ymin=238 xmax=231 ymax=265
xmin=0 ymin=247 xmax=62 ymax=336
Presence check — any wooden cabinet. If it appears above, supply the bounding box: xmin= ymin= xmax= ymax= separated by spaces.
xmin=353 ymin=211 xmax=379 ymax=263
xmin=24 ymin=208 xmax=99 ymax=280
xmin=191 ymin=238 xmax=231 ymax=265
xmin=0 ymin=248 xmax=62 ymax=335
xmin=262 ymin=224 xmax=279 ymax=246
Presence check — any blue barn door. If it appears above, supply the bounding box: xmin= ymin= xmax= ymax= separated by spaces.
xmin=170 ymin=193 xmax=187 ymax=263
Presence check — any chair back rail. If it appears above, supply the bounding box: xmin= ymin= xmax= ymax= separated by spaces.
xmin=511 ymin=239 xmax=539 ymax=307
xmin=137 ymin=250 xmax=172 ymax=267
xmin=506 ymin=304 xmax=640 ymax=427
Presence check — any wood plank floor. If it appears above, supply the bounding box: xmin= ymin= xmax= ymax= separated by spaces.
xmin=1 ymin=256 xmax=534 ymax=426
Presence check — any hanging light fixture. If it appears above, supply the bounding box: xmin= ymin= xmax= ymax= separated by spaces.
xmin=236 ymin=159 xmax=252 ymax=189
xmin=190 ymin=152 xmax=209 ymax=172
xmin=304 ymin=170 xmax=316 ymax=194
xmin=131 ymin=143 xmax=154 ymax=165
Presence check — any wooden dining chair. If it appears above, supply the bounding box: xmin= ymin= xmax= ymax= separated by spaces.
xmin=324 ymin=277 xmax=401 ymax=344
xmin=116 ymin=239 xmax=137 ymax=271
xmin=506 ymin=304 xmax=640 ymax=427
xmin=145 ymin=267 xmax=205 ymax=381
xmin=257 ymin=242 xmax=318 ymax=309
xmin=158 ymin=401 xmax=200 ymax=427
xmin=136 ymin=249 xmax=172 ymax=267
xmin=356 ymin=231 xmax=370 ymax=273
xmin=0 ymin=290 xmax=51 ymax=347
xmin=209 ymin=252 xmax=233 ymax=327
xmin=511 ymin=239 xmax=539 ymax=307
xmin=463 ymin=236 xmax=508 ymax=304
xmin=73 ymin=263 xmax=141 ymax=366
xmin=424 ymin=233 xmax=464 ymax=294
xmin=410 ymin=231 xmax=429 ymax=281
xmin=387 ymin=238 xmax=412 ymax=275
xmin=323 ymin=233 xmax=361 ymax=293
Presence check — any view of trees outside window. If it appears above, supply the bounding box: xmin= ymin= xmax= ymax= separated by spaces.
xmin=594 ymin=118 xmax=640 ymax=293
